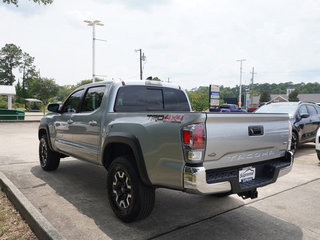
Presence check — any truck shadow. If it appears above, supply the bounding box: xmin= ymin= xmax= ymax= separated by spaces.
xmin=31 ymin=160 xmax=303 ymax=240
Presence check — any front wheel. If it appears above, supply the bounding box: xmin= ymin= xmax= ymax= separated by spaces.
xmin=39 ymin=135 xmax=60 ymax=171
xmin=107 ymin=156 xmax=155 ymax=222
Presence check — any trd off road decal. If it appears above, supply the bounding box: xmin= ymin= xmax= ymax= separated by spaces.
xmin=147 ymin=114 xmax=184 ymax=123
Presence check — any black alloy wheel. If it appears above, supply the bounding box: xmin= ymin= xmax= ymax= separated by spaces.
xmin=112 ymin=170 xmax=133 ymax=209
xmin=107 ymin=156 xmax=155 ymax=222
xmin=39 ymin=135 xmax=60 ymax=171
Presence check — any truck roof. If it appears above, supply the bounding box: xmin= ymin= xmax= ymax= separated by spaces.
xmin=74 ymin=80 xmax=182 ymax=91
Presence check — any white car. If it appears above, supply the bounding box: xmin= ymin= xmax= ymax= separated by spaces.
xmin=316 ymin=128 xmax=320 ymax=161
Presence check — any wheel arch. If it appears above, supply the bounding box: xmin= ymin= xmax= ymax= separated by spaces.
xmin=102 ymin=132 xmax=152 ymax=186
xmin=38 ymin=124 xmax=54 ymax=151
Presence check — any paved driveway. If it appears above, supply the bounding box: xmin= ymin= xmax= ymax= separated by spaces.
xmin=0 ymin=122 xmax=319 ymax=240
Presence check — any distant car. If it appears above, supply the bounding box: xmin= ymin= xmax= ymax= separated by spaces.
xmin=316 ymin=128 xmax=320 ymax=161
xmin=255 ymin=102 xmax=320 ymax=153
xmin=210 ymin=104 xmax=246 ymax=112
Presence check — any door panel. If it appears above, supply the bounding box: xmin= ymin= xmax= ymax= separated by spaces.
xmin=54 ymin=89 xmax=85 ymax=154
xmin=55 ymin=113 xmax=74 ymax=153
xmin=70 ymin=86 xmax=106 ymax=163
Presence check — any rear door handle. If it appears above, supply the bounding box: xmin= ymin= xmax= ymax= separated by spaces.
xmin=89 ymin=120 xmax=97 ymax=126
xmin=67 ymin=119 xmax=74 ymax=124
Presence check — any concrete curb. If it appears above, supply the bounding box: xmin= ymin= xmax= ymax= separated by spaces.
xmin=0 ymin=171 xmax=65 ymax=240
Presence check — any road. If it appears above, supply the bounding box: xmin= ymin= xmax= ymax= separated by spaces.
xmin=0 ymin=122 xmax=319 ymax=240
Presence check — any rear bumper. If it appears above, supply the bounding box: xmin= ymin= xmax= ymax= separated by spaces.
xmin=183 ymin=151 xmax=294 ymax=194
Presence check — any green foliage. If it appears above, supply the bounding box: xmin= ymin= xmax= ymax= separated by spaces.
xmin=186 ymin=86 xmax=209 ymax=111
xmin=152 ymin=77 xmax=161 ymax=81
xmin=28 ymin=77 xmax=59 ymax=105
xmin=288 ymin=90 xmax=299 ymax=102
xmin=0 ymin=96 xmax=7 ymax=108
xmin=20 ymin=52 xmax=37 ymax=98
xmin=2 ymin=0 xmax=53 ymax=6
xmin=0 ymin=43 xmax=22 ymax=85
xmin=259 ymin=91 xmax=271 ymax=103
xmin=12 ymin=101 xmax=24 ymax=109
xmin=219 ymin=86 xmax=238 ymax=99
xmin=56 ymin=85 xmax=73 ymax=102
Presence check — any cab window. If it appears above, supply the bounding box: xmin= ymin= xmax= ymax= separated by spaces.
xmin=61 ymin=90 xmax=84 ymax=113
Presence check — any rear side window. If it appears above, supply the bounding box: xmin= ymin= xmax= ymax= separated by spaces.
xmin=80 ymin=86 xmax=106 ymax=112
xmin=114 ymin=86 xmax=190 ymax=112
xmin=163 ymin=88 xmax=190 ymax=111
xmin=115 ymin=86 xmax=163 ymax=112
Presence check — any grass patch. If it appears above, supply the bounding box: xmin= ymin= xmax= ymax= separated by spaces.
xmin=0 ymin=190 xmax=37 ymax=240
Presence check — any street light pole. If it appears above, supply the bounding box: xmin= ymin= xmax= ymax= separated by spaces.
xmin=84 ymin=20 xmax=104 ymax=83
xmin=236 ymin=59 xmax=246 ymax=107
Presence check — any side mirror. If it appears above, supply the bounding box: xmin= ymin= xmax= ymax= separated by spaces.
xmin=300 ymin=113 xmax=310 ymax=119
xmin=47 ymin=103 xmax=60 ymax=113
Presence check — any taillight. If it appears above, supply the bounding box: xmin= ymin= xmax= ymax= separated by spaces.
xmin=182 ymin=123 xmax=206 ymax=163
xmin=183 ymin=130 xmax=191 ymax=145
xmin=192 ymin=124 xmax=205 ymax=149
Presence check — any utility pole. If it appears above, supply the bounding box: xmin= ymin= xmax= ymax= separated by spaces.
xmin=237 ymin=59 xmax=246 ymax=107
xmin=84 ymin=20 xmax=105 ymax=83
xmin=135 ymin=49 xmax=146 ymax=80
xmin=250 ymin=67 xmax=257 ymax=107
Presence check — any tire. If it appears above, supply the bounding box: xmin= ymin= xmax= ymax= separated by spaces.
xmin=39 ymin=135 xmax=60 ymax=171
xmin=291 ymin=132 xmax=298 ymax=154
xmin=107 ymin=156 xmax=155 ymax=222
xmin=317 ymin=152 xmax=320 ymax=161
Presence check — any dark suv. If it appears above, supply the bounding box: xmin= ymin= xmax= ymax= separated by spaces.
xmin=255 ymin=102 xmax=320 ymax=153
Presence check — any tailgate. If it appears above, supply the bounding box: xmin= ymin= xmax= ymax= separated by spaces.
xmin=204 ymin=113 xmax=290 ymax=169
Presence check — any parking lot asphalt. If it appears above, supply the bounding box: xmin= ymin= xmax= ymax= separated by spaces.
xmin=0 ymin=122 xmax=320 ymax=240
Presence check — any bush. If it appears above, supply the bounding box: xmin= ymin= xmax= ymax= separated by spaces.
xmin=0 ymin=96 xmax=7 ymax=109
xmin=13 ymin=102 xmax=25 ymax=109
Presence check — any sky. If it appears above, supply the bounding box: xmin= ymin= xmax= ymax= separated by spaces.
xmin=1 ymin=0 xmax=320 ymax=90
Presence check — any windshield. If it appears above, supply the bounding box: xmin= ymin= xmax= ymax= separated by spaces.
xmin=255 ymin=104 xmax=297 ymax=118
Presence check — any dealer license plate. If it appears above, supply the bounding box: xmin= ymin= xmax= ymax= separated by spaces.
xmin=239 ymin=166 xmax=256 ymax=183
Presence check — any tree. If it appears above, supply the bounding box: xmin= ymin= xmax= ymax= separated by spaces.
xmin=20 ymin=52 xmax=37 ymax=97
xmin=2 ymin=0 xmax=53 ymax=7
xmin=259 ymin=91 xmax=271 ymax=103
xmin=152 ymin=77 xmax=161 ymax=81
xmin=0 ymin=43 xmax=22 ymax=85
xmin=28 ymin=77 xmax=59 ymax=104
xmin=186 ymin=86 xmax=209 ymax=111
xmin=289 ymin=90 xmax=299 ymax=102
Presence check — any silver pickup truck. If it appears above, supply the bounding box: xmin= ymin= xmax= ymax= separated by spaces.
xmin=38 ymin=80 xmax=293 ymax=222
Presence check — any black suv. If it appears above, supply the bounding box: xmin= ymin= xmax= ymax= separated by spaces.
xmin=255 ymin=102 xmax=320 ymax=153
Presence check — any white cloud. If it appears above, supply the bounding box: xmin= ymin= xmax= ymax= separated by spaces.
xmin=0 ymin=0 xmax=320 ymax=90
